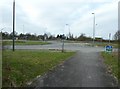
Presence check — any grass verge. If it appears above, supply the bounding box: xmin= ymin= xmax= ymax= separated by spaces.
xmin=2 ymin=50 xmax=75 ymax=87
xmin=101 ymin=51 xmax=118 ymax=79
xmin=94 ymin=42 xmax=118 ymax=48
xmin=3 ymin=40 xmax=50 ymax=45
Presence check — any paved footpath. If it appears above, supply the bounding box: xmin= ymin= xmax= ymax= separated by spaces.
xmin=29 ymin=50 xmax=118 ymax=87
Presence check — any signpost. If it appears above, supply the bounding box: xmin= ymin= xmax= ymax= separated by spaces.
xmin=105 ymin=45 xmax=112 ymax=52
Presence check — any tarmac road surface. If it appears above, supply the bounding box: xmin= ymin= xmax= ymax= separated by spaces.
xmin=28 ymin=46 xmax=118 ymax=87
xmin=4 ymin=41 xmax=105 ymax=51
xmin=4 ymin=41 xmax=117 ymax=52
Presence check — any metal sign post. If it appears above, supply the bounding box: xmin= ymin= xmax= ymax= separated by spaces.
xmin=105 ymin=45 xmax=112 ymax=52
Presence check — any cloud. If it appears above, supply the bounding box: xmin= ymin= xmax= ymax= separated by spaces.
xmin=0 ymin=0 xmax=119 ymax=39
xmin=70 ymin=0 xmax=118 ymax=39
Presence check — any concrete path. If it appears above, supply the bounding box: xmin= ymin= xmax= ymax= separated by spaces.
xmin=29 ymin=50 xmax=118 ymax=87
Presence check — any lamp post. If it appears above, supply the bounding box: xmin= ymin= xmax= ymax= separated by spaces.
xmin=109 ymin=33 xmax=111 ymax=44
xmin=0 ymin=28 xmax=5 ymax=33
xmin=92 ymin=13 xmax=95 ymax=45
xmin=61 ymin=24 xmax=67 ymax=52
xmin=66 ymin=24 xmax=70 ymax=39
xmin=13 ymin=0 xmax=15 ymax=51
xmin=0 ymin=28 xmax=5 ymax=40
xmin=23 ymin=25 xmax=24 ymax=35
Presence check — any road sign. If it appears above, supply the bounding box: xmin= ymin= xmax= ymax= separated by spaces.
xmin=105 ymin=45 xmax=112 ymax=52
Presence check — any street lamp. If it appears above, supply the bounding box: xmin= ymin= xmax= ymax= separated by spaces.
xmin=13 ymin=0 xmax=15 ymax=51
xmin=0 ymin=28 xmax=5 ymax=33
xmin=66 ymin=24 xmax=71 ymax=39
xmin=61 ymin=24 xmax=67 ymax=52
xmin=109 ymin=33 xmax=111 ymax=44
xmin=0 ymin=28 xmax=5 ymax=41
xmin=92 ymin=13 xmax=95 ymax=45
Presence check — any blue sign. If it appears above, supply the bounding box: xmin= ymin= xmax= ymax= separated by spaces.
xmin=105 ymin=45 xmax=112 ymax=52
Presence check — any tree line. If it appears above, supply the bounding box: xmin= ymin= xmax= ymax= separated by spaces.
xmin=1 ymin=30 xmax=119 ymax=41
xmin=1 ymin=32 xmax=93 ymax=41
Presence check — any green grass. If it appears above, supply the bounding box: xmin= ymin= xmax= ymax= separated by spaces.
xmin=101 ymin=52 xmax=118 ymax=79
xmin=2 ymin=50 xmax=75 ymax=87
xmin=3 ymin=40 xmax=50 ymax=45
xmin=94 ymin=42 xmax=118 ymax=48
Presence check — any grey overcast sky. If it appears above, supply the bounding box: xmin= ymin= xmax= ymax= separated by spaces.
xmin=0 ymin=0 xmax=119 ymax=39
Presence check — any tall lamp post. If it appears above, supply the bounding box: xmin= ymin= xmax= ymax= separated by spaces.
xmin=109 ymin=33 xmax=111 ymax=44
xmin=61 ymin=24 xmax=67 ymax=53
xmin=0 ymin=28 xmax=5 ymax=41
xmin=92 ymin=13 xmax=95 ymax=45
xmin=13 ymin=0 xmax=15 ymax=51
xmin=0 ymin=28 xmax=5 ymax=33
xmin=66 ymin=24 xmax=70 ymax=39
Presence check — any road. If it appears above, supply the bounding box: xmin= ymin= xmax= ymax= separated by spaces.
xmin=4 ymin=41 xmax=106 ymax=51
xmin=4 ymin=41 xmax=117 ymax=53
